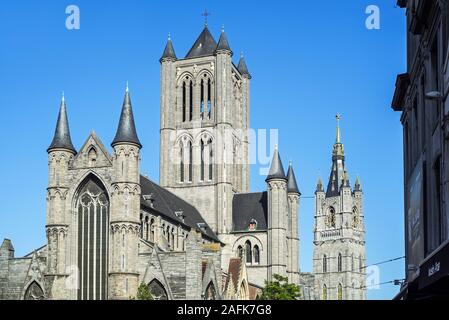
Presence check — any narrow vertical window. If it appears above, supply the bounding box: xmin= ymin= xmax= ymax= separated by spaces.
xmin=254 ymin=245 xmax=260 ymax=264
xmin=200 ymin=79 xmax=204 ymax=120
xmin=207 ymin=78 xmax=212 ymax=119
xmin=188 ymin=141 xmax=193 ymax=182
xmin=200 ymin=140 xmax=205 ymax=181
xmin=237 ymin=246 xmax=243 ymax=259
xmin=338 ymin=253 xmax=342 ymax=272
xmin=189 ymin=81 xmax=193 ymax=121
xmin=180 ymin=143 xmax=184 ymax=183
xmin=322 ymin=285 xmax=327 ymax=300
xmin=338 ymin=284 xmax=343 ymax=300
xmin=182 ymin=82 xmax=186 ymax=122
xmin=245 ymin=241 xmax=252 ymax=264
xmin=208 ymin=139 xmax=213 ymax=180
xmin=323 ymin=255 xmax=327 ymax=273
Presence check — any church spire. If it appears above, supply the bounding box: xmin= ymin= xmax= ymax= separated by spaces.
xmin=287 ymin=162 xmax=300 ymax=194
xmin=160 ymin=33 xmax=177 ymax=63
xmin=354 ymin=176 xmax=362 ymax=192
xmin=111 ymin=84 xmax=142 ymax=149
xmin=185 ymin=25 xmax=217 ymax=59
xmin=238 ymin=53 xmax=251 ymax=79
xmin=47 ymin=93 xmax=76 ymax=154
xmin=326 ymin=114 xmax=346 ymax=197
xmin=216 ymin=26 xmax=233 ymax=55
xmin=266 ymin=146 xmax=286 ymax=182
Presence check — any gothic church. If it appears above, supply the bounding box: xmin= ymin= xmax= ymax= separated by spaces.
xmin=0 ymin=25 xmax=366 ymax=300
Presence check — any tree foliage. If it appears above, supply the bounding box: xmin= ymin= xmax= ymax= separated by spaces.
xmin=132 ymin=282 xmax=153 ymax=300
xmin=260 ymin=274 xmax=301 ymax=300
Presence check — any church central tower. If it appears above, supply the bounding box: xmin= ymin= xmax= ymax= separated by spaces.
xmin=159 ymin=25 xmax=251 ymax=235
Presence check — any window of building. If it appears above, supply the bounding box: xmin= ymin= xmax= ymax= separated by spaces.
xmin=245 ymin=241 xmax=252 ymax=264
xmin=254 ymin=245 xmax=260 ymax=264
xmin=180 ymin=142 xmax=184 ymax=183
xmin=322 ymin=284 xmax=327 ymax=301
xmin=237 ymin=246 xmax=243 ymax=259
xmin=338 ymin=253 xmax=342 ymax=272
xmin=200 ymin=140 xmax=205 ymax=181
xmin=338 ymin=283 xmax=343 ymax=300
xmin=323 ymin=255 xmax=328 ymax=273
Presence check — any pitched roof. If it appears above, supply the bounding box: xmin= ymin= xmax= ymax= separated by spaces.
xmin=287 ymin=163 xmax=300 ymax=194
xmin=232 ymin=192 xmax=268 ymax=232
xmin=47 ymin=96 xmax=76 ymax=154
xmin=111 ymin=88 xmax=142 ymax=148
xmin=216 ymin=29 xmax=232 ymax=54
xmin=140 ymin=176 xmax=219 ymax=242
xmin=185 ymin=26 xmax=218 ymax=58
xmin=266 ymin=147 xmax=286 ymax=181
xmin=228 ymin=258 xmax=242 ymax=289
xmin=160 ymin=36 xmax=177 ymax=62
xmin=237 ymin=55 xmax=251 ymax=79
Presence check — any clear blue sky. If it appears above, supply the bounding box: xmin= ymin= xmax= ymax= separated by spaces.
xmin=0 ymin=1 xmax=406 ymax=300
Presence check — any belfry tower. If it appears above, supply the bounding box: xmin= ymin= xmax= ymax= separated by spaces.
xmin=313 ymin=115 xmax=366 ymax=300
xmin=159 ymin=24 xmax=251 ymax=236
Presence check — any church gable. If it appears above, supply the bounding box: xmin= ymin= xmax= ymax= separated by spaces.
xmin=71 ymin=132 xmax=112 ymax=169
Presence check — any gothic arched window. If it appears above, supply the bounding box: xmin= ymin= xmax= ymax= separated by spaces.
xmin=24 ymin=281 xmax=45 ymax=300
xmin=323 ymin=255 xmax=328 ymax=273
xmin=76 ymin=175 xmax=109 ymax=300
xmin=145 ymin=216 xmax=149 ymax=241
xmin=338 ymin=283 xmax=343 ymax=300
xmin=150 ymin=218 xmax=155 ymax=242
xmin=254 ymin=245 xmax=260 ymax=264
xmin=182 ymin=81 xmax=186 ymax=122
xmin=207 ymin=78 xmax=212 ymax=119
xmin=205 ymin=282 xmax=216 ymax=300
xmin=237 ymin=245 xmax=243 ymax=259
xmin=338 ymin=253 xmax=342 ymax=272
xmin=200 ymin=140 xmax=205 ymax=181
xmin=322 ymin=284 xmax=328 ymax=301
xmin=208 ymin=139 xmax=213 ymax=180
xmin=180 ymin=142 xmax=184 ymax=183
xmin=149 ymin=279 xmax=168 ymax=300
xmin=245 ymin=241 xmax=252 ymax=264
xmin=188 ymin=141 xmax=193 ymax=182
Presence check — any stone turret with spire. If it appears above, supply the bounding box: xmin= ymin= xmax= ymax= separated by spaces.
xmin=109 ymin=84 xmax=142 ymax=299
xmin=48 ymin=93 xmax=76 ymax=154
xmin=266 ymin=146 xmax=288 ymax=280
xmin=286 ymin=162 xmax=300 ymax=284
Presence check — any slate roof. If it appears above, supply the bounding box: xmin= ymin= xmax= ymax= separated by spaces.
xmin=287 ymin=163 xmax=300 ymax=194
xmin=160 ymin=36 xmax=177 ymax=62
xmin=185 ymin=26 xmax=218 ymax=58
xmin=111 ymin=89 xmax=142 ymax=148
xmin=237 ymin=55 xmax=251 ymax=79
xmin=266 ymin=148 xmax=286 ymax=181
xmin=48 ymin=97 xmax=76 ymax=154
xmin=140 ymin=176 xmax=219 ymax=242
xmin=232 ymin=192 xmax=268 ymax=232
xmin=216 ymin=30 xmax=232 ymax=54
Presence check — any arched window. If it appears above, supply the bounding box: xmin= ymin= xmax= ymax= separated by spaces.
xmin=245 ymin=241 xmax=252 ymax=264
xmin=200 ymin=79 xmax=205 ymax=119
xmin=149 ymin=279 xmax=168 ymax=300
xmin=77 ymin=176 xmax=109 ymax=300
xmin=166 ymin=226 xmax=170 ymax=245
xmin=205 ymin=282 xmax=216 ymax=300
xmin=24 ymin=281 xmax=45 ymax=300
xmin=338 ymin=283 xmax=343 ymax=300
xmin=359 ymin=255 xmax=363 ymax=273
xmin=351 ymin=254 xmax=354 ymax=271
xmin=188 ymin=141 xmax=193 ymax=182
xmin=237 ymin=246 xmax=243 ymax=259
xmin=180 ymin=142 xmax=184 ymax=183
xmin=338 ymin=253 xmax=342 ymax=272
xmin=88 ymin=147 xmax=97 ymax=167
xmin=200 ymin=140 xmax=205 ymax=181
xmin=207 ymin=78 xmax=212 ymax=119
xmin=150 ymin=219 xmax=155 ymax=242
xmin=208 ymin=139 xmax=213 ymax=180
xmin=171 ymin=228 xmax=175 ymax=250
xmin=323 ymin=255 xmax=327 ymax=273
xmin=189 ymin=81 xmax=193 ymax=121
xmin=254 ymin=245 xmax=260 ymax=264
xmin=182 ymin=81 xmax=186 ymax=122
xmin=322 ymin=284 xmax=328 ymax=300
xmin=145 ymin=216 xmax=149 ymax=241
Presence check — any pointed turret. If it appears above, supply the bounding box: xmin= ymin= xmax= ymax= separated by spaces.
xmin=237 ymin=54 xmax=251 ymax=79
xmin=316 ymin=177 xmax=324 ymax=192
xmin=354 ymin=176 xmax=362 ymax=192
xmin=47 ymin=93 xmax=76 ymax=154
xmin=160 ymin=34 xmax=177 ymax=62
xmin=111 ymin=84 xmax=142 ymax=148
xmin=216 ymin=27 xmax=232 ymax=55
xmin=287 ymin=162 xmax=300 ymax=194
xmin=266 ymin=147 xmax=286 ymax=181
xmin=185 ymin=25 xmax=218 ymax=58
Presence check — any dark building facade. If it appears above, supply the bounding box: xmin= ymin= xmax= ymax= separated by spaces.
xmin=392 ymin=0 xmax=449 ymax=299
